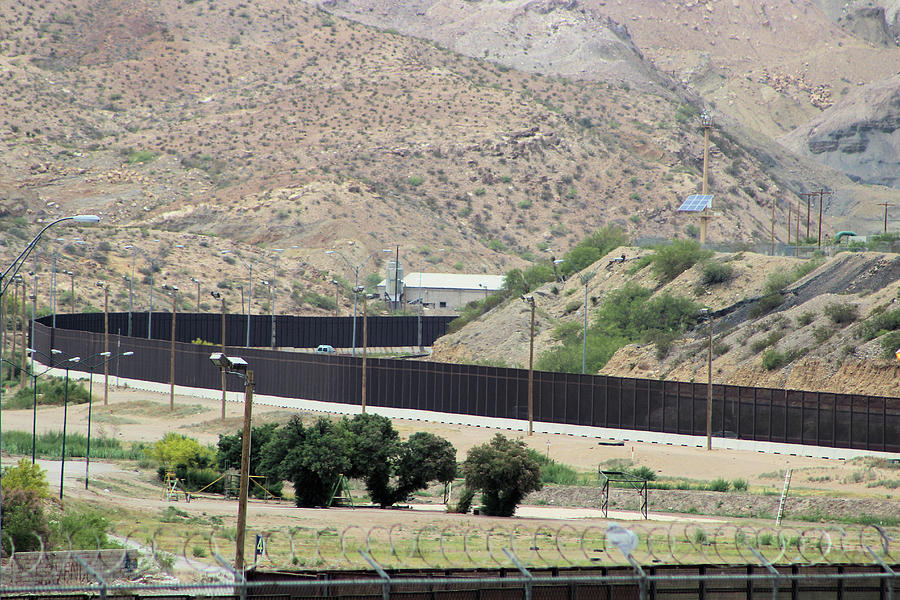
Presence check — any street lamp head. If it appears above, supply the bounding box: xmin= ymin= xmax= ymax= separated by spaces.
xmin=96 ymin=280 xmax=105 ymax=288
xmin=69 ymin=357 xmax=81 ymax=363
xmin=209 ymin=352 xmax=248 ymax=372
xmin=100 ymin=351 xmax=112 ymax=357
xmin=325 ymin=250 xmax=335 ymax=255
xmin=210 ymin=291 xmax=222 ymax=299
xmin=191 ymin=277 xmax=199 ymax=283
xmin=122 ymin=351 xmax=135 ymax=357
xmin=72 ymin=215 xmax=100 ymax=223
xmin=51 ymin=349 xmax=62 ymax=355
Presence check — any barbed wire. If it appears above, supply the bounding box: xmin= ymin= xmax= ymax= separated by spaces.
xmin=2 ymin=521 xmax=895 ymax=588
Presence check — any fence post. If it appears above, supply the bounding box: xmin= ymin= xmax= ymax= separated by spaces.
xmin=626 ymin=555 xmax=649 ymax=600
xmin=865 ymin=546 xmax=895 ymax=600
xmin=213 ymin=550 xmax=245 ymax=600
xmin=360 ymin=550 xmax=391 ymax=600
xmin=72 ymin=554 xmax=107 ymax=600
xmin=749 ymin=547 xmax=780 ymax=600
xmin=503 ymin=549 xmax=533 ymax=600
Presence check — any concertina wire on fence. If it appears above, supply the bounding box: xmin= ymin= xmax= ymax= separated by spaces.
xmin=2 ymin=522 xmax=895 ymax=587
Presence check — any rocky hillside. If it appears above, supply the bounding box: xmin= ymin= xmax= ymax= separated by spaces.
xmin=431 ymin=247 xmax=900 ymax=397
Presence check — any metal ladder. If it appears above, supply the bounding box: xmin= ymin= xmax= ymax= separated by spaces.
xmin=775 ymin=468 xmax=792 ymax=527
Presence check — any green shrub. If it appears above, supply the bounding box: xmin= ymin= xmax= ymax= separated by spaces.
xmin=700 ymin=261 xmax=734 ymax=286
xmin=732 ymin=478 xmax=748 ymax=492
xmin=528 ymin=450 xmax=581 ymax=485
xmin=761 ymin=348 xmax=791 ymax=371
xmin=52 ymin=509 xmax=113 ymax=550
xmin=862 ymin=307 xmax=900 ymax=340
xmin=749 ymin=293 xmax=784 ymax=318
xmin=650 ymin=240 xmax=713 ymax=283
xmin=2 ymin=378 xmax=90 ymax=410
xmin=796 ymin=311 xmax=816 ymax=326
xmin=708 ymin=477 xmax=730 ymax=492
xmin=1 ymin=488 xmax=50 ymax=555
xmin=823 ymin=302 xmax=858 ymax=325
xmin=150 ymin=433 xmax=215 ymax=471
xmin=630 ymin=465 xmax=656 ymax=481
xmin=813 ymin=326 xmax=834 ymax=343
xmin=1 ymin=459 xmax=50 ymax=498
xmin=878 ymin=330 xmax=900 ymax=358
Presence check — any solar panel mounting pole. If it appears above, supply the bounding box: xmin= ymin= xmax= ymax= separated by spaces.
xmin=700 ymin=111 xmax=712 ymax=245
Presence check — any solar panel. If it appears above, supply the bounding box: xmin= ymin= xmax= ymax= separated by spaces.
xmin=677 ymin=194 xmax=713 ymax=212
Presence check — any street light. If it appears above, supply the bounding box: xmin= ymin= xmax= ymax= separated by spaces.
xmin=325 ymin=248 xmax=391 ymax=356
xmin=84 ymin=350 xmax=133 ymax=489
xmin=521 ymin=294 xmax=536 ymax=436
xmin=578 ymin=269 xmax=598 ymax=375
xmin=162 ymin=284 xmax=178 ymax=410
xmin=59 ymin=355 xmax=82 ymax=500
xmin=190 ymin=277 xmax=201 ymax=311
xmin=211 ymin=291 xmax=227 ymax=420
xmin=260 ymin=279 xmax=275 ymax=349
xmin=0 ymin=214 xmax=98 ymax=583
xmin=222 ymin=250 xmax=268 ymax=348
xmin=96 ymin=281 xmax=111 ymax=405
xmin=208 ymin=352 xmax=253 ymax=573
xmin=700 ymin=308 xmax=713 ymax=451
xmin=330 ymin=279 xmax=340 ymax=317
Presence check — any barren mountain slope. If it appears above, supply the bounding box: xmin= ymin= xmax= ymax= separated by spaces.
xmin=432 ymin=247 xmax=900 ymax=397
xmin=2 ymin=0 xmax=816 ymax=299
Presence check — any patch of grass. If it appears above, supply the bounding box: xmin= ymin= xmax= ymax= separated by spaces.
xmin=1 ymin=430 xmax=148 ymax=460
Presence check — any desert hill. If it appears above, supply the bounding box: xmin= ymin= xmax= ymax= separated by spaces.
xmin=431 ymin=246 xmax=900 ymax=397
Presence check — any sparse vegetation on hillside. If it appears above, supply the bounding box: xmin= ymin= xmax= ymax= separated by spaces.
xmin=537 ymin=282 xmax=699 ymax=373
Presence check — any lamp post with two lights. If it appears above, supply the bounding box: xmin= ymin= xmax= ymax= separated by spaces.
xmin=209 ymin=352 xmax=253 ymax=573
xmin=211 ymin=291 xmax=227 ymax=420
xmin=84 ymin=350 xmax=134 ymax=488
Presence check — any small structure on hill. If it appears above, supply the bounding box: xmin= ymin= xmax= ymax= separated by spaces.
xmin=599 ymin=470 xmax=648 ymax=519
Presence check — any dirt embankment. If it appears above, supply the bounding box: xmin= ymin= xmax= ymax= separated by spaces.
xmin=526 ymin=486 xmax=900 ymax=524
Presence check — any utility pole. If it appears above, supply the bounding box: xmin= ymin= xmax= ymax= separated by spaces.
xmin=787 ymin=202 xmax=791 ymax=246
xmin=817 ymin=190 xmax=825 ymax=249
xmin=361 ymin=290 xmax=368 ymax=414
xmin=770 ymin=199 xmax=776 ymax=256
xmin=795 ymin=200 xmax=800 ymax=257
xmin=879 ymin=202 xmax=892 ymax=234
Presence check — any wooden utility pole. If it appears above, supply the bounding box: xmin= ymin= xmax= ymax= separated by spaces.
xmin=787 ymin=202 xmax=791 ymax=245
xmin=800 ymin=192 xmax=814 ymax=240
xmin=879 ymin=202 xmax=892 ymax=234
xmin=795 ymin=201 xmax=800 ymax=257
xmin=770 ymin=199 xmax=776 ymax=256
xmin=817 ymin=190 xmax=824 ymax=248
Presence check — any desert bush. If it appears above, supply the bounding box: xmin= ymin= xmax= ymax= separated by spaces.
xmin=708 ymin=477 xmax=730 ymax=492
xmin=2 ymin=378 xmax=90 ymax=410
xmin=761 ymin=348 xmax=791 ymax=370
xmin=732 ymin=478 xmax=748 ymax=492
xmin=749 ymin=293 xmax=784 ymax=318
xmin=52 ymin=509 xmax=113 ymax=550
xmin=650 ymin=240 xmax=713 ymax=283
xmin=700 ymin=261 xmax=734 ymax=286
xmin=824 ymin=302 xmax=858 ymax=325
xmin=796 ymin=311 xmax=816 ymax=326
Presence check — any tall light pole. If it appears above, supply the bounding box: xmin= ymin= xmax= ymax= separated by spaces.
xmin=190 ymin=277 xmax=201 ymax=311
xmin=95 ymin=281 xmax=110 ymax=405
xmin=578 ymin=270 xmax=598 ymax=375
xmin=208 ymin=353 xmax=253 ymax=573
xmin=361 ymin=288 xmax=368 ymax=414
xmin=64 ymin=270 xmax=75 ymax=313
xmin=701 ymin=308 xmax=713 ymax=451
xmin=325 ymin=248 xmax=391 ymax=356
xmin=59 ymin=355 xmax=81 ymax=499
xmin=522 ymin=294 xmax=535 ymax=436
xmin=330 ymin=279 xmax=340 ymax=316
xmin=0 ymin=213 xmax=99 ymax=583
xmin=85 ymin=350 xmax=133 ymax=489
xmin=163 ymin=284 xmax=178 ymax=410
xmin=260 ymin=279 xmax=275 ymax=349
xmin=123 ymin=244 xmax=138 ymax=337
xmin=211 ymin=291 xmax=227 ymax=420
xmin=222 ymin=250 xmax=267 ymax=348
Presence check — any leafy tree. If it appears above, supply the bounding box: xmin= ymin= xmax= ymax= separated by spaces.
xmin=261 ymin=416 xmax=353 ymax=507
xmin=650 ymin=239 xmax=713 ymax=283
xmin=461 ymin=434 xmax=542 ymax=516
xmin=217 ymin=422 xmax=283 ymax=497
xmin=345 ymin=413 xmax=400 ymax=506
xmin=392 ymin=432 xmax=457 ymax=504
xmin=150 ymin=433 xmax=215 ymax=471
